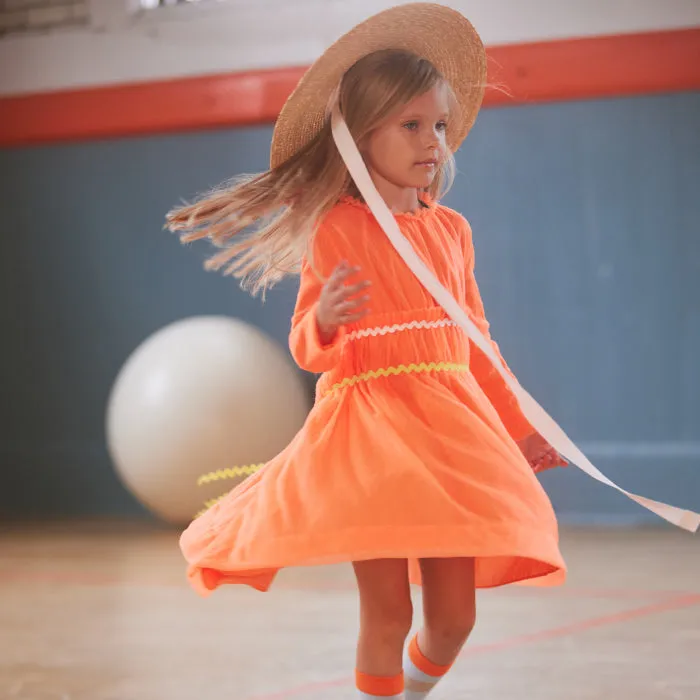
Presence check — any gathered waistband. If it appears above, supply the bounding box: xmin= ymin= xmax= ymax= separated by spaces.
xmin=316 ymin=307 xmax=471 ymax=398
xmin=345 ymin=317 xmax=457 ymax=342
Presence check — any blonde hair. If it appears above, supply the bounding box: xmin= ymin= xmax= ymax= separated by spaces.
xmin=166 ymin=49 xmax=460 ymax=296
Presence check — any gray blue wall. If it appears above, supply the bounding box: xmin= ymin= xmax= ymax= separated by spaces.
xmin=2 ymin=91 xmax=698 ymax=523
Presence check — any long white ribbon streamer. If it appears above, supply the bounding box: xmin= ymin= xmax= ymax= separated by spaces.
xmin=331 ymin=107 xmax=699 ymax=533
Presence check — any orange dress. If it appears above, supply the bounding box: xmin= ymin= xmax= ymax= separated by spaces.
xmin=179 ymin=197 xmax=566 ymax=595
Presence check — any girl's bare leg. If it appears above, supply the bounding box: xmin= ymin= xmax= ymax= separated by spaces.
xmin=353 ymin=558 xmax=412 ymax=697
xmin=404 ymin=557 xmax=476 ymax=698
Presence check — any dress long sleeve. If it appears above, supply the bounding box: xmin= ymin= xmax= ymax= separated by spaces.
xmin=288 ymin=257 xmax=346 ymax=373
xmin=462 ymin=219 xmax=534 ymax=442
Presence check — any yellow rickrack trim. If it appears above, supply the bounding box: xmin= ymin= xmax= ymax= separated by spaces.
xmin=194 ymin=495 xmax=226 ymax=519
xmin=197 ymin=463 xmax=264 ymax=487
xmin=322 ymin=361 xmax=469 ymax=396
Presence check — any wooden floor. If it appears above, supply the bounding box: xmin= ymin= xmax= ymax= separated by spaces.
xmin=0 ymin=522 xmax=698 ymax=699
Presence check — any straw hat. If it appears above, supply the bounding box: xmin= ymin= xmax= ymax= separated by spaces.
xmin=270 ymin=2 xmax=487 ymax=169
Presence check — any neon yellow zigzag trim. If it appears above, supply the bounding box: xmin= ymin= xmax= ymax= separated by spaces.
xmin=195 ymin=495 xmax=226 ymax=519
xmin=197 ymin=463 xmax=264 ymax=486
xmin=323 ymin=361 xmax=469 ymax=396
xmin=203 ymin=497 xmax=224 ymax=509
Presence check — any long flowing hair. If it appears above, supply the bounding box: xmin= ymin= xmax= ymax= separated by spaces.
xmin=165 ymin=49 xmax=459 ymax=296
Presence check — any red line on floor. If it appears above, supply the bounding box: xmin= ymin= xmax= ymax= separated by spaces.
xmin=462 ymin=593 xmax=700 ymax=656
xmin=245 ymin=594 xmax=700 ymax=700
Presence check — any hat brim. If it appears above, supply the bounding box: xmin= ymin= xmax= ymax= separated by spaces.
xmin=270 ymin=2 xmax=487 ymax=169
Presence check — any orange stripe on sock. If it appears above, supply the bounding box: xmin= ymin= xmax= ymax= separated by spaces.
xmin=408 ymin=635 xmax=453 ymax=677
xmin=355 ymin=670 xmax=404 ymax=696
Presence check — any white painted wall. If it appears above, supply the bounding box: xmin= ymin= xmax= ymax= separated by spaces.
xmin=1 ymin=0 xmax=699 ymax=96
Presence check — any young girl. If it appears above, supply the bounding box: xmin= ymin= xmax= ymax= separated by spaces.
xmin=167 ymin=4 xmax=696 ymax=698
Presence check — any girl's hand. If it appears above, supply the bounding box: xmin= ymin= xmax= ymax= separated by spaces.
xmin=517 ymin=432 xmax=568 ymax=473
xmin=316 ymin=261 xmax=371 ymax=344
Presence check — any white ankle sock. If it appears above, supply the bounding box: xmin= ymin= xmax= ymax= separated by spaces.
xmin=403 ymin=634 xmax=452 ymax=699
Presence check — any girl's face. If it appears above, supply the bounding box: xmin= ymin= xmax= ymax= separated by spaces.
xmin=363 ymin=83 xmax=450 ymax=192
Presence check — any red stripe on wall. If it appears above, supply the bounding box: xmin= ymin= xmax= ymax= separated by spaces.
xmin=1 ymin=28 xmax=699 ymax=147
xmin=485 ymin=27 xmax=700 ymax=106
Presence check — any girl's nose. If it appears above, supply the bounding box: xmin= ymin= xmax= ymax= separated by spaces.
xmin=423 ymin=128 xmax=440 ymax=149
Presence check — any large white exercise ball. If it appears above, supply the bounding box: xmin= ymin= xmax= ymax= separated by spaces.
xmin=106 ymin=316 xmax=311 ymax=525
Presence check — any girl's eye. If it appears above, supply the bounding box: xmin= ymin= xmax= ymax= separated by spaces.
xmin=436 ymin=121 xmax=448 ymax=131
xmin=403 ymin=121 xmax=419 ymax=131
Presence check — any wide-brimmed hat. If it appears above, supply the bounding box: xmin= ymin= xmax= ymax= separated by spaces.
xmin=270 ymin=2 xmax=487 ymax=169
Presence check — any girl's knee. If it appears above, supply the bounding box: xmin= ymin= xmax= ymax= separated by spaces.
xmin=354 ymin=559 xmax=413 ymax=640
xmin=362 ymin=595 xmax=414 ymax=641
xmin=426 ymin=605 xmax=476 ymax=647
